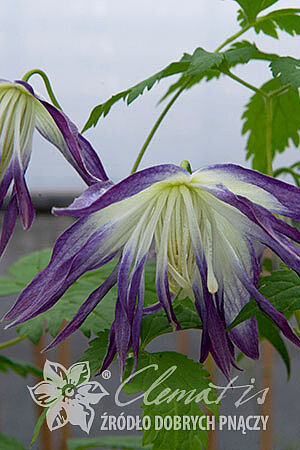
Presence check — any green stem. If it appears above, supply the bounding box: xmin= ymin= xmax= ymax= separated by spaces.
xmin=130 ymin=85 xmax=187 ymax=173
xmin=0 ymin=334 xmax=27 ymax=350
xmin=21 ymin=69 xmax=62 ymax=110
xmin=265 ymin=95 xmax=273 ymax=177
xmin=215 ymin=24 xmax=252 ymax=52
xmin=223 ymin=69 xmax=268 ymax=97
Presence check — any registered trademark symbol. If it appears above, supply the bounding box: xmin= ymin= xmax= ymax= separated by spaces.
xmin=102 ymin=369 xmax=111 ymax=380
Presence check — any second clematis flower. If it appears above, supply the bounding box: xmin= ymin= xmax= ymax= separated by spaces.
xmin=0 ymin=79 xmax=108 ymax=257
xmin=4 ymin=163 xmax=300 ymax=378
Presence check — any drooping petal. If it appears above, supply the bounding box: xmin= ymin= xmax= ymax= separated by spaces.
xmin=0 ymin=192 xmax=18 ymax=258
xmin=16 ymin=80 xmax=109 ymax=185
xmin=199 ymin=184 xmax=300 ymax=276
xmin=43 ymin=263 xmax=119 ymax=351
xmin=194 ymin=163 xmax=300 ymax=218
xmin=54 ymin=164 xmax=188 ymax=216
xmin=11 ymin=156 xmax=34 ymax=229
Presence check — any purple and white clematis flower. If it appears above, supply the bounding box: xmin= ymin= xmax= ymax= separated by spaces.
xmin=0 ymin=79 xmax=108 ymax=257
xmin=4 ymin=163 xmax=300 ymax=377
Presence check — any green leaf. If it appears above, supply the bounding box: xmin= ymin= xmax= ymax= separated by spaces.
xmin=0 ymin=433 xmax=26 ymax=450
xmin=67 ymin=436 xmax=148 ymax=450
xmin=141 ymin=297 xmax=202 ymax=349
xmin=0 ymin=355 xmax=42 ymax=378
xmin=30 ymin=408 xmax=48 ymax=449
xmin=186 ymin=48 xmax=223 ymax=76
xmin=124 ymin=351 xmax=218 ymax=450
xmin=160 ymin=41 xmax=277 ymax=102
xmin=82 ymin=55 xmax=191 ymax=132
xmin=254 ymin=9 xmax=300 ymax=38
xmin=81 ymin=297 xmax=202 ymax=376
xmin=242 ymin=78 xmax=300 ymax=173
xmin=0 ymin=278 xmax=23 ymax=296
xmin=2 ymin=249 xmax=162 ymax=347
xmin=7 ymin=248 xmax=52 ymax=284
xmin=1 ymin=250 xmax=118 ymax=343
xmin=234 ymin=0 xmax=279 ymax=25
xmin=228 ymin=269 xmax=300 ymax=328
xmin=226 ymin=298 xmax=259 ymax=331
xmin=271 ymin=57 xmax=300 ymax=90
xmin=79 ymin=331 xmax=110 ymax=375
xmin=257 ymin=313 xmax=291 ymax=377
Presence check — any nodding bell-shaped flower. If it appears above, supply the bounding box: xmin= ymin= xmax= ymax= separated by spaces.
xmin=0 ymin=79 xmax=108 ymax=257
xmin=4 ymin=163 xmax=300 ymax=377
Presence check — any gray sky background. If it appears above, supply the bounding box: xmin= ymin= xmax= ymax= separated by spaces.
xmin=2 ymin=0 xmax=299 ymax=193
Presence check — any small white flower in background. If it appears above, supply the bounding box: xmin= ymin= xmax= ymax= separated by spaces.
xmin=28 ymin=360 xmax=109 ymax=433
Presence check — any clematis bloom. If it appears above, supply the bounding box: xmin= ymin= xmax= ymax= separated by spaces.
xmin=0 ymin=79 xmax=108 ymax=257
xmin=4 ymin=163 xmax=300 ymax=377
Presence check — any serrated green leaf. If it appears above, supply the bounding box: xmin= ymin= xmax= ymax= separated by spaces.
xmin=79 ymin=331 xmax=110 ymax=375
xmin=2 ymin=250 xmax=117 ymax=343
xmin=0 ymin=355 xmax=42 ymax=378
xmin=82 ymin=55 xmax=191 ymax=132
xmin=242 ymin=78 xmax=300 ymax=173
xmin=234 ymin=0 xmax=279 ymax=25
xmin=67 ymin=436 xmax=148 ymax=450
xmin=271 ymin=57 xmax=300 ymax=90
xmin=226 ymin=298 xmax=259 ymax=331
xmin=7 ymin=248 xmax=52 ymax=284
xmin=186 ymin=48 xmax=223 ymax=76
xmin=160 ymin=41 xmax=277 ymax=103
xmin=141 ymin=297 xmax=202 ymax=349
xmin=0 ymin=433 xmax=26 ymax=450
xmin=0 ymin=277 xmax=23 ymax=296
xmin=123 ymin=351 xmax=218 ymax=450
xmin=255 ymin=9 xmax=300 ymax=38
xmin=228 ymin=269 xmax=300 ymax=329
xmin=257 ymin=313 xmax=291 ymax=377
xmin=2 ymin=250 xmax=160 ymax=346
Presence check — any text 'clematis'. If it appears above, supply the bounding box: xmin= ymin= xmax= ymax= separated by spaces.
xmin=0 ymin=79 xmax=108 ymax=257
xmin=4 ymin=163 xmax=300 ymax=377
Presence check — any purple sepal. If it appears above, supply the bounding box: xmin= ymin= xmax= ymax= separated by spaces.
xmin=198 ymin=163 xmax=300 ymax=219
xmin=0 ymin=193 xmax=18 ymax=258
xmin=53 ymin=181 xmax=114 ymax=216
xmin=12 ymin=157 xmax=34 ymax=229
xmin=54 ymin=164 xmax=188 ymax=217
xmin=98 ymin=325 xmax=117 ymax=376
xmin=42 ymin=263 xmax=119 ymax=351
xmin=237 ymin=267 xmax=300 ymax=349
xmin=202 ymin=184 xmax=300 ymax=276
xmin=0 ymin=165 xmax=13 ymax=210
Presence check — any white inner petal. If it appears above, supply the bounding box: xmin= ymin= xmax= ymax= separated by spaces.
xmin=0 ymin=85 xmax=36 ymax=179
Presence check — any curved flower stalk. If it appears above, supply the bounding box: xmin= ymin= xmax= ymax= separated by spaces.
xmin=4 ymin=163 xmax=300 ymax=378
xmin=0 ymin=79 xmax=108 ymax=257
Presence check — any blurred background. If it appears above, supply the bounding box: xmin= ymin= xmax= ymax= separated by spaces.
xmin=0 ymin=0 xmax=300 ymax=449
xmin=1 ymin=0 xmax=299 ymax=192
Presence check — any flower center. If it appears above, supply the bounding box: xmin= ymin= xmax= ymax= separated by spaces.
xmin=153 ymin=178 xmax=219 ymax=298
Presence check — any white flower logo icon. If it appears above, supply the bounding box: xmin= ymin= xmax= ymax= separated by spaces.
xmin=28 ymin=360 xmax=109 ymax=433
